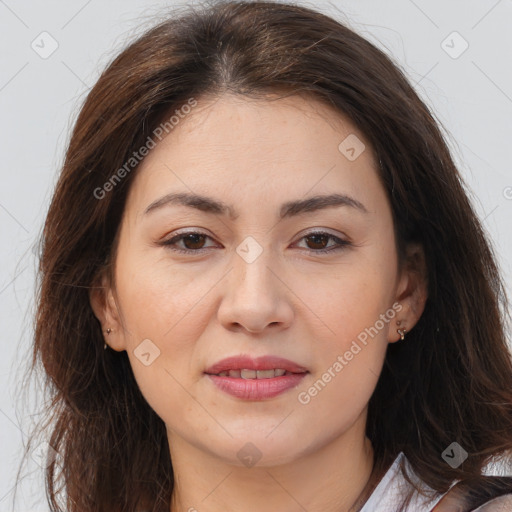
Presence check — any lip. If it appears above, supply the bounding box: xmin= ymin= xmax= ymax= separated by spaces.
xmin=204 ymin=355 xmax=309 ymax=401
xmin=207 ymin=373 xmax=307 ymax=400
xmin=204 ymin=355 xmax=309 ymax=375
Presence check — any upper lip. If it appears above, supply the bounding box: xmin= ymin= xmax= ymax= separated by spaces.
xmin=204 ymin=355 xmax=309 ymax=375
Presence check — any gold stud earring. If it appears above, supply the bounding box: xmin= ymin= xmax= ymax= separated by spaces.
xmin=104 ymin=328 xmax=112 ymax=350
xmin=397 ymin=328 xmax=407 ymax=341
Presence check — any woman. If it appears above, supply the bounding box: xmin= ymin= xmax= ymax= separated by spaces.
xmin=21 ymin=1 xmax=512 ymax=511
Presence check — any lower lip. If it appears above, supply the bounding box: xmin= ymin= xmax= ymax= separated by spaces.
xmin=206 ymin=373 xmax=308 ymax=400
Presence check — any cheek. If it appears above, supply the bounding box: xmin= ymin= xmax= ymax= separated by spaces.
xmin=294 ymin=257 xmax=396 ymax=343
xmin=115 ymin=256 xmax=209 ymax=422
xmin=115 ymin=247 xmax=213 ymax=339
xmin=291 ymin=249 xmax=397 ymax=394
xmin=304 ymin=277 xmax=392 ymax=381
xmin=293 ymin=273 xmax=393 ymax=432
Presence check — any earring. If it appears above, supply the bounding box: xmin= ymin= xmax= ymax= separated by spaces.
xmin=104 ymin=328 xmax=112 ymax=350
xmin=397 ymin=328 xmax=407 ymax=341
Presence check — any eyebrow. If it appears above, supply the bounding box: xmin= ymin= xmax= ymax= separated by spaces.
xmin=143 ymin=192 xmax=368 ymax=219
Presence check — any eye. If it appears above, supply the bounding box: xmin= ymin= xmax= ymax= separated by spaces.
xmin=160 ymin=229 xmax=350 ymax=255
xmin=160 ymin=231 xmax=218 ymax=254
xmin=294 ymin=231 xmax=351 ymax=254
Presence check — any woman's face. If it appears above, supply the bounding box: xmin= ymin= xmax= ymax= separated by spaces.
xmin=93 ymin=93 xmax=425 ymax=466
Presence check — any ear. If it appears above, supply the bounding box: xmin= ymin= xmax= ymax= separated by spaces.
xmin=388 ymin=242 xmax=428 ymax=343
xmin=89 ymin=268 xmax=127 ymax=352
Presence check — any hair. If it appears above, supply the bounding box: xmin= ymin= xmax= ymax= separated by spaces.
xmin=16 ymin=1 xmax=512 ymax=511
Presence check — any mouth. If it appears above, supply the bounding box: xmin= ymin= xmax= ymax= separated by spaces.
xmin=204 ymin=355 xmax=309 ymax=376
xmin=204 ymin=355 xmax=309 ymax=400
xmin=210 ymin=369 xmax=304 ymax=379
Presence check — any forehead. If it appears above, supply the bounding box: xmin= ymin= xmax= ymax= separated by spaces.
xmin=125 ymin=93 xmax=384 ymax=218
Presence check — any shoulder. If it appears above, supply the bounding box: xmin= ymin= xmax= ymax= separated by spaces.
xmin=360 ymin=452 xmax=446 ymax=510
xmin=361 ymin=452 xmax=512 ymax=512
xmin=430 ymin=473 xmax=512 ymax=511
xmin=433 ymin=491 xmax=512 ymax=511
xmin=471 ymin=494 xmax=512 ymax=511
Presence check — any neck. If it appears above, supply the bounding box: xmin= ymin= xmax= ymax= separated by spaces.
xmin=169 ymin=412 xmax=376 ymax=512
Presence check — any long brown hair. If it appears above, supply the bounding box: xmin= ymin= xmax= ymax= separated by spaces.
xmin=17 ymin=1 xmax=512 ymax=511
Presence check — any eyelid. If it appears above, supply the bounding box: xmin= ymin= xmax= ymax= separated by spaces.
xmin=298 ymin=227 xmax=347 ymax=239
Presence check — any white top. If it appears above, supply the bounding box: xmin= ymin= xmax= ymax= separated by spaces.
xmin=360 ymin=452 xmax=456 ymax=511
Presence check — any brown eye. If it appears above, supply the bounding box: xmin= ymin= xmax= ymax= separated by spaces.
xmin=296 ymin=231 xmax=351 ymax=254
xmin=305 ymin=233 xmax=331 ymax=250
xmin=181 ymin=233 xmax=207 ymax=250
xmin=161 ymin=231 xmax=216 ymax=253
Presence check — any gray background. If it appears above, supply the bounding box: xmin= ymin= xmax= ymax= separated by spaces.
xmin=1 ymin=0 xmax=511 ymax=510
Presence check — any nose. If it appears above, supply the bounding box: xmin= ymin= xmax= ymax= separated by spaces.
xmin=217 ymin=244 xmax=294 ymax=334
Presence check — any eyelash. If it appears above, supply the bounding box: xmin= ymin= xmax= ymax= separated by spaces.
xmin=159 ymin=230 xmax=351 ymax=255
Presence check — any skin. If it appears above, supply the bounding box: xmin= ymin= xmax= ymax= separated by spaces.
xmin=90 ymin=93 xmax=427 ymax=512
